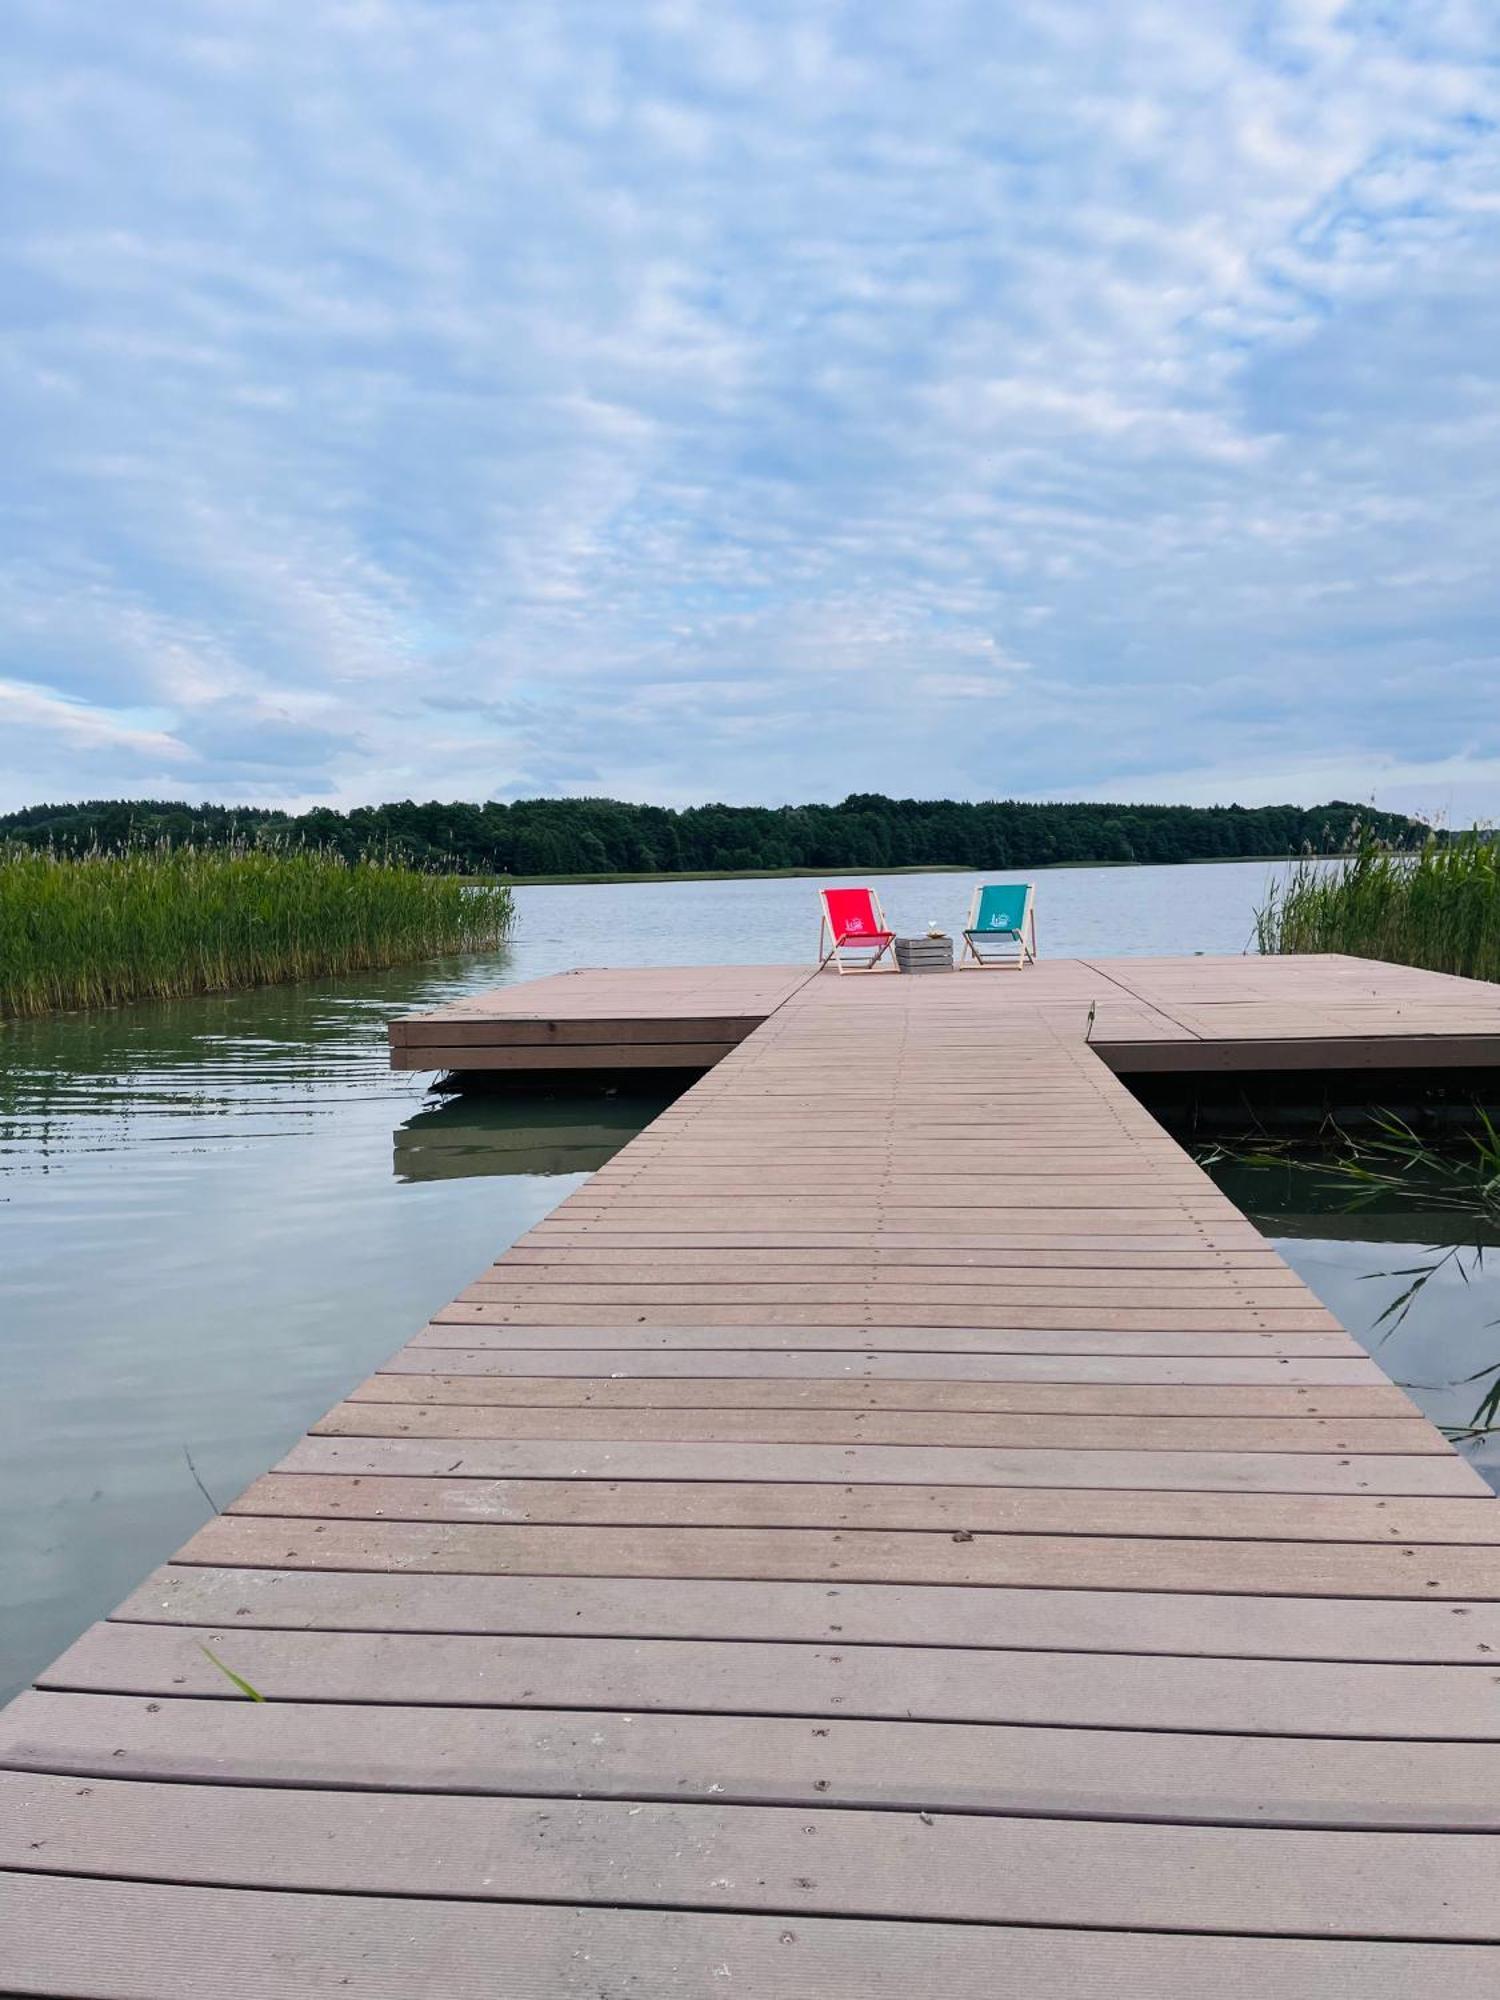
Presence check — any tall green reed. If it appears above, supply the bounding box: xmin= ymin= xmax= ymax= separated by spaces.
xmin=0 ymin=841 xmax=514 ymax=1018
xmin=1255 ymin=830 xmax=1500 ymax=980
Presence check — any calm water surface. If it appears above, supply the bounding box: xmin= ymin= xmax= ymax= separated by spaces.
xmin=3 ymin=857 xmax=1485 ymax=1697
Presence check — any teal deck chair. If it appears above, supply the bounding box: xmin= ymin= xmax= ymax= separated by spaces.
xmin=960 ymin=881 xmax=1037 ymax=968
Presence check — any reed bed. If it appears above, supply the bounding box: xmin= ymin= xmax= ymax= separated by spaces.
xmin=0 ymin=843 xmax=514 ymax=1018
xmin=1255 ymin=832 xmax=1500 ymax=981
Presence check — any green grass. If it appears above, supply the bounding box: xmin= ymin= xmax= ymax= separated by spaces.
xmin=0 ymin=843 xmax=514 ymax=1018
xmin=1255 ymin=831 xmax=1500 ymax=980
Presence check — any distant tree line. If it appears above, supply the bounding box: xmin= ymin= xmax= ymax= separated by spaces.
xmin=0 ymin=794 xmax=1429 ymax=876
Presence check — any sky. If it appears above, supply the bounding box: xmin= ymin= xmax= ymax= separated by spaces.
xmin=2 ymin=1 xmax=1499 ymax=821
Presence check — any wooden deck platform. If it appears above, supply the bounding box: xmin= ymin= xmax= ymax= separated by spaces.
xmin=390 ymin=963 xmax=812 ymax=1070
xmin=7 ymin=955 xmax=1500 ymax=1995
xmin=391 ymin=951 xmax=1500 ymax=1073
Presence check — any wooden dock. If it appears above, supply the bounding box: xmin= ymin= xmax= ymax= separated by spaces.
xmin=391 ymin=951 xmax=1500 ymax=1073
xmin=7 ymin=954 xmax=1500 ymax=1995
xmin=390 ymin=963 xmax=812 ymax=1070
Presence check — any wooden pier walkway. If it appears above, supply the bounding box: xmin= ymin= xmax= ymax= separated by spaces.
xmin=7 ymin=957 xmax=1500 ymax=1995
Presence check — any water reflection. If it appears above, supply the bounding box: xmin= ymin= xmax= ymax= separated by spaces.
xmin=393 ymin=1081 xmax=686 ymax=1182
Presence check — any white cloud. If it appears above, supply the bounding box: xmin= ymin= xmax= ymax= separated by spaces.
xmin=1 ymin=0 xmax=1498 ymax=814
xmin=0 ymin=679 xmax=182 ymax=758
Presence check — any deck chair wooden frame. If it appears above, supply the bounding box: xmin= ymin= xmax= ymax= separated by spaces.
xmin=959 ymin=881 xmax=1037 ymax=969
xmin=818 ymin=885 xmax=899 ymax=974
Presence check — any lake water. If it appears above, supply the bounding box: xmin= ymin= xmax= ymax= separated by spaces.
xmin=2 ymin=855 xmax=1490 ymax=1700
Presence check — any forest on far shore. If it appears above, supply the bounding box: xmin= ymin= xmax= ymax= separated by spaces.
xmin=0 ymin=793 xmax=1428 ymax=877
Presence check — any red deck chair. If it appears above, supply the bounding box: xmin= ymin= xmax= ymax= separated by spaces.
xmin=818 ymin=885 xmax=898 ymax=973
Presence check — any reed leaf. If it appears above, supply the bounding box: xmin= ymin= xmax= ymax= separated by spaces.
xmin=197 ymin=1643 xmax=265 ymax=1702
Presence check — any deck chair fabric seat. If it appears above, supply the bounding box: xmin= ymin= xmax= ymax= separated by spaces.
xmin=818 ymin=886 xmax=899 ymax=973
xmin=960 ymin=881 xmax=1037 ymax=968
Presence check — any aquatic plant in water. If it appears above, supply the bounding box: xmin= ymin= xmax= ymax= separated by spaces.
xmin=0 ymin=841 xmax=514 ymax=1018
xmin=1255 ymin=828 xmax=1500 ymax=980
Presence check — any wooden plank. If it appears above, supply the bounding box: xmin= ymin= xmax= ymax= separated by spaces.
xmin=6 ymin=1774 xmax=1500 ymax=1937
xmin=314 ymin=1402 xmax=1452 ymax=1450
xmin=8 ymin=1875 xmax=1500 ymax=2000
xmin=540 ymin=1148 xmax=1225 ymax=1161
xmin=585 ymin=1174 xmax=1221 ymax=1193
xmin=586 ymin=1153 xmax=1212 ymax=1168
xmin=588 ymin=1168 xmax=1224 ymax=1176
xmin=423 ymin=1306 xmax=1348 ymax=1335
xmin=46 ymin=1619 xmax=1500 ymax=1743
xmin=483 ymin=1267 xmax=1313 ymax=1293
xmin=283 ymin=1434 xmax=1484 ymax=1495
xmin=529 ymin=1176 xmax=1246 ymax=1193
xmin=365 ymin=1352 xmax=1388 ymax=1385
xmin=464 ymin=1262 xmax=1314 ymax=1290
xmin=456 ymin=1281 xmax=1335 ymax=1310
xmin=174 ymin=1515 xmax=1500 ymax=1596
xmin=496 ymin=1247 xmax=1300 ymax=1271
xmin=551 ymin=1193 xmax=1243 ymax=1214
xmin=16 ymin=1690 xmax=1500 ymax=1826
xmin=525 ymin=1216 xmax=1255 ymax=1238
xmin=347 ymin=1374 xmax=1424 ymax=1417
xmin=414 ymin=1321 xmax=1365 ymax=1354
xmin=524 ymin=1228 xmax=1271 ymax=1248
xmin=235 ymin=1472 xmax=1500 ymax=1539
xmin=111 ymin=1565 xmax=1500 ymax=1661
